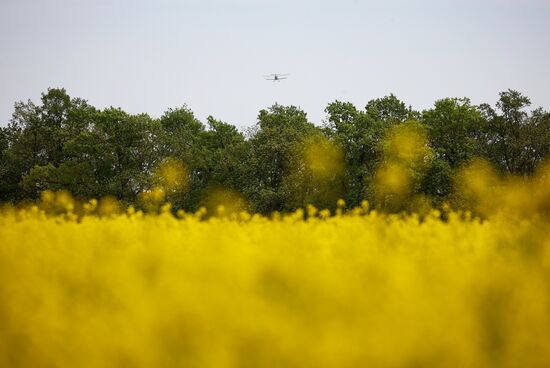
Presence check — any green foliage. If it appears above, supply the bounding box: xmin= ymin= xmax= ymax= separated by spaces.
xmin=365 ymin=94 xmax=419 ymax=123
xmin=422 ymin=97 xmax=485 ymax=199
xmin=324 ymin=95 xmax=415 ymax=207
xmin=480 ymin=90 xmax=549 ymax=175
xmin=203 ymin=115 xmax=247 ymax=188
xmin=247 ymin=104 xmax=319 ymax=213
xmin=423 ymin=98 xmax=484 ymax=167
xmin=1 ymin=88 xmax=549 ymax=213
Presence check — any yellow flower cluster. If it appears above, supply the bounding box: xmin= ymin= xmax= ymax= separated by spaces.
xmin=1 ymin=193 xmax=550 ymax=367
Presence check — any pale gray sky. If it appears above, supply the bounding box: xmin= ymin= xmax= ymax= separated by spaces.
xmin=1 ymin=0 xmax=549 ymax=129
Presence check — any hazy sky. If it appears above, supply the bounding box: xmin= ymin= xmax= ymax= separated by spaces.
xmin=1 ymin=0 xmax=549 ymax=129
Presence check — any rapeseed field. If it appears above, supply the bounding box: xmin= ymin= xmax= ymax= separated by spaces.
xmin=2 ymin=165 xmax=550 ymax=368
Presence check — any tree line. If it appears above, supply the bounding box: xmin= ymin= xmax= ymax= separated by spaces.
xmin=1 ymin=88 xmax=549 ymax=214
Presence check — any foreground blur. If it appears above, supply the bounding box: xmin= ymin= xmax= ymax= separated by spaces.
xmin=1 ymin=183 xmax=550 ymax=368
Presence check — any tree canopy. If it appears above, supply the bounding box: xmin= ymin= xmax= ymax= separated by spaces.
xmin=1 ymin=88 xmax=548 ymax=214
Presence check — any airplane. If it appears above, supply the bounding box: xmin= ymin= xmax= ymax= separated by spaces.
xmin=264 ymin=73 xmax=289 ymax=82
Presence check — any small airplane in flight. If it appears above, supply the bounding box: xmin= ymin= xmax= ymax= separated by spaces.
xmin=264 ymin=73 xmax=289 ymax=82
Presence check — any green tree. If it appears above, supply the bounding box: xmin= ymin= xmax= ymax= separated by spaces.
xmin=202 ymin=116 xmax=249 ymax=190
xmin=247 ymin=104 xmax=318 ymax=213
xmin=324 ymin=95 xmax=414 ymax=207
xmin=324 ymin=101 xmax=372 ymax=206
xmin=88 ymin=109 xmax=160 ymax=201
xmin=0 ymin=128 xmax=10 ymax=200
xmin=3 ymin=88 xmax=96 ymax=199
xmin=365 ymin=94 xmax=418 ymax=123
xmin=480 ymin=90 xmax=548 ymax=175
xmin=422 ymin=97 xmax=485 ymax=199
xmin=158 ymin=106 xmax=207 ymax=210
xmin=22 ymin=108 xmax=162 ymax=202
